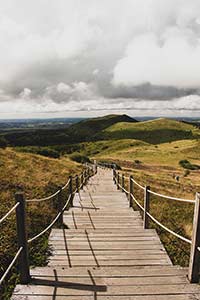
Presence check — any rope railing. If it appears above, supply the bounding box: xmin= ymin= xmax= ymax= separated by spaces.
xmin=0 ymin=202 xmax=20 ymax=224
xmin=0 ymin=164 xmax=97 ymax=287
xmin=98 ymin=162 xmax=200 ymax=283
xmin=0 ymin=247 xmax=23 ymax=286
xmin=145 ymin=210 xmax=192 ymax=244
xmin=28 ymin=195 xmax=71 ymax=244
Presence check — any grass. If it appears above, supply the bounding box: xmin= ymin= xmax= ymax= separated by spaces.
xmin=0 ymin=148 xmax=82 ymax=299
xmin=99 ymin=118 xmax=200 ymax=143
xmin=90 ymin=137 xmax=200 ymax=267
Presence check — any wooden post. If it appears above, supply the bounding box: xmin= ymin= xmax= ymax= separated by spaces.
xmin=117 ymin=173 xmax=120 ymax=190
xmin=113 ymin=168 xmax=116 ymax=183
xmin=76 ymin=175 xmax=79 ymax=192
xmin=122 ymin=174 xmax=125 ymax=192
xmin=80 ymin=173 xmax=84 ymax=189
xmin=15 ymin=192 xmax=30 ymax=284
xmin=57 ymin=187 xmax=63 ymax=227
xmin=188 ymin=192 xmax=200 ymax=283
xmin=144 ymin=186 xmax=150 ymax=229
xmin=129 ymin=175 xmax=133 ymax=207
xmin=69 ymin=176 xmax=73 ymax=207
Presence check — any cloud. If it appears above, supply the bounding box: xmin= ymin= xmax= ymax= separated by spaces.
xmin=1 ymin=0 xmax=200 ymax=117
xmin=112 ymin=30 xmax=200 ymax=89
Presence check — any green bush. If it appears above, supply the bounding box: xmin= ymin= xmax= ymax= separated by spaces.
xmin=0 ymin=137 xmax=7 ymax=148
xmin=179 ymin=159 xmax=200 ymax=170
xmin=37 ymin=148 xmax=60 ymax=158
xmin=69 ymin=153 xmax=90 ymax=163
xmin=16 ymin=146 xmax=60 ymax=158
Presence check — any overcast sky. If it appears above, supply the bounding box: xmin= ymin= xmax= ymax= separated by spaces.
xmin=1 ymin=0 xmax=200 ymax=118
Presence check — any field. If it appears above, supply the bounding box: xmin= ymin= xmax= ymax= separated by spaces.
xmin=1 ymin=114 xmax=200 ymax=298
xmin=0 ymin=148 xmax=82 ymax=298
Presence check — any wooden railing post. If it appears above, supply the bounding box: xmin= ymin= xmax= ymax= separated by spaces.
xmin=15 ymin=192 xmax=30 ymax=284
xmin=122 ymin=174 xmax=125 ymax=192
xmin=69 ymin=176 xmax=73 ymax=207
xmin=188 ymin=192 xmax=200 ymax=283
xmin=129 ymin=175 xmax=133 ymax=207
xmin=76 ymin=175 xmax=79 ymax=192
xmin=144 ymin=186 xmax=150 ymax=229
xmin=117 ymin=172 xmax=120 ymax=190
xmin=113 ymin=168 xmax=116 ymax=184
xmin=57 ymin=187 xmax=63 ymax=227
xmin=80 ymin=173 xmax=84 ymax=189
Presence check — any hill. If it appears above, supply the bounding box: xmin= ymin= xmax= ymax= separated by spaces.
xmin=67 ymin=114 xmax=137 ymax=141
xmin=98 ymin=118 xmax=200 ymax=144
xmin=0 ymin=114 xmax=137 ymax=146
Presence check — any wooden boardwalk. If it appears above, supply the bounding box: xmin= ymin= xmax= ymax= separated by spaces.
xmin=12 ymin=168 xmax=200 ymax=299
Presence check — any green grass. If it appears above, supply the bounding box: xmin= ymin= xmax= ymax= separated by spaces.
xmin=99 ymin=118 xmax=200 ymax=144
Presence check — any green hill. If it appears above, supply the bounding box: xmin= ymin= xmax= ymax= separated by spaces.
xmin=68 ymin=114 xmax=137 ymax=141
xmin=98 ymin=118 xmax=200 ymax=144
xmin=1 ymin=114 xmax=137 ymax=146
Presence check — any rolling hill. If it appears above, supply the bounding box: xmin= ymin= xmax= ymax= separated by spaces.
xmin=67 ymin=114 xmax=137 ymax=140
xmin=98 ymin=118 xmax=200 ymax=144
xmin=0 ymin=114 xmax=137 ymax=146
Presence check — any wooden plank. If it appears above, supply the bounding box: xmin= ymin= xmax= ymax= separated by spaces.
xmin=13 ymin=284 xmax=200 ymax=296
xmin=11 ymin=169 xmax=200 ymax=300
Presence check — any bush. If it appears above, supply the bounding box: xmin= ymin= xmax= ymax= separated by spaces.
xmin=16 ymin=146 xmax=60 ymax=158
xmin=134 ymin=159 xmax=142 ymax=164
xmin=0 ymin=137 xmax=7 ymax=148
xmin=69 ymin=153 xmax=90 ymax=163
xmin=179 ymin=159 xmax=200 ymax=170
xmin=37 ymin=148 xmax=60 ymax=159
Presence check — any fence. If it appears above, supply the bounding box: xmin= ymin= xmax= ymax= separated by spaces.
xmin=111 ymin=167 xmax=200 ymax=283
xmin=0 ymin=165 xmax=96 ymax=286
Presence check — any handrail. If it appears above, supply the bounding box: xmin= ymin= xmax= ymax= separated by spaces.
xmin=131 ymin=193 xmax=144 ymax=211
xmin=26 ymin=189 xmax=61 ymax=203
xmin=148 ymin=189 xmax=195 ymax=204
xmin=146 ymin=211 xmax=192 ymax=244
xmin=130 ymin=175 xmax=194 ymax=203
xmin=131 ymin=177 xmax=145 ymax=190
xmin=0 ymin=247 xmax=23 ymax=285
xmin=0 ymin=202 xmax=19 ymax=225
xmin=28 ymin=195 xmax=71 ymax=243
xmin=0 ymin=164 xmax=96 ymax=287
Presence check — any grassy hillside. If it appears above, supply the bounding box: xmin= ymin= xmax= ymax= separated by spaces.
xmin=99 ymin=118 xmax=200 ymax=143
xmin=0 ymin=148 xmax=82 ymax=298
xmin=90 ymin=138 xmax=200 ymax=267
xmin=0 ymin=114 xmax=137 ymax=147
xmin=68 ymin=114 xmax=137 ymax=140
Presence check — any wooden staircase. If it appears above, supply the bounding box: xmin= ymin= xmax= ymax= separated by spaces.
xmin=12 ymin=168 xmax=200 ymax=299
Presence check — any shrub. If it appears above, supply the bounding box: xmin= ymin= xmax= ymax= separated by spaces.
xmin=37 ymin=148 xmax=60 ymax=159
xmin=0 ymin=137 xmax=7 ymax=148
xmin=134 ymin=159 xmax=142 ymax=164
xmin=16 ymin=146 xmax=60 ymax=158
xmin=179 ymin=159 xmax=200 ymax=170
xmin=69 ymin=153 xmax=90 ymax=163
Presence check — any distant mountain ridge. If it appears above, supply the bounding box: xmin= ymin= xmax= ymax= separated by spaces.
xmin=0 ymin=114 xmax=137 ymax=146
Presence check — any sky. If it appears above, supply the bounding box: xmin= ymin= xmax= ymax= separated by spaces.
xmin=1 ymin=0 xmax=200 ymax=118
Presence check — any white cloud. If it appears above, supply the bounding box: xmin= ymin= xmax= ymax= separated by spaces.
xmin=112 ymin=30 xmax=200 ymax=88
xmin=1 ymin=0 xmax=200 ymax=116
xmin=19 ymin=88 xmax=31 ymax=99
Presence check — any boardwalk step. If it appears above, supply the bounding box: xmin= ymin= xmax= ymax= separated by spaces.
xmin=11 ymin=168 xmax=200 ymax=300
